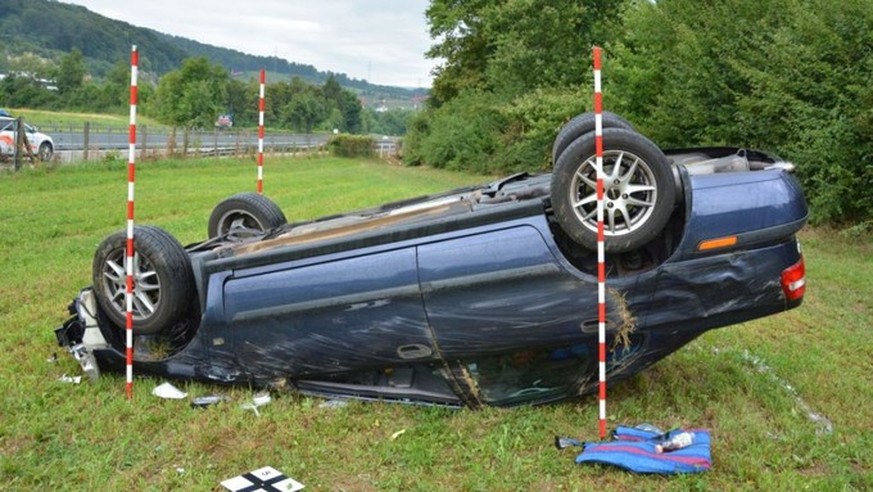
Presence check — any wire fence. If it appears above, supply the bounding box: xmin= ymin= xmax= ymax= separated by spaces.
xmin=44 ymin=124 xmax=334 ymax=162
xmin=4 ymin=121 xmax=401 ymax=166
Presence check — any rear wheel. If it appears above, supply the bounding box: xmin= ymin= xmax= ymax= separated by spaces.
xmin=92 ymin=225 xmax=195 ymax=335
xmin=38 ymin=142 xmax=53 ymax=161
xmin=551 ymin=128 xmax=676 ymax=253
xmin=552 ymin=111 xmax=634 ymax=166
xmin=208 ymin=192 xmax=287 ymax=239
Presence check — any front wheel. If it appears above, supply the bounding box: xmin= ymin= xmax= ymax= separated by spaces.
xmin=208 ymin=192 xmax=287 ymax=239
xmin=92 ymin=225 xmax=195 ymax=335
xmin=551 ymin=128 xmax=676 ymax=253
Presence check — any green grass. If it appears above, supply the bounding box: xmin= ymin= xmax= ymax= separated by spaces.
xmin=1 ymin=157 xmax=870 ymax=490
xmin=8 ymin=107 xmax=168 ymax=132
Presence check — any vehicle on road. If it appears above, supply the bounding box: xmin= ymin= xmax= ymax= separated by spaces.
xmin=0 ymin=116 xmax=55 ymax=161
xmin=55 ymin=114 xmax=808 ymax=407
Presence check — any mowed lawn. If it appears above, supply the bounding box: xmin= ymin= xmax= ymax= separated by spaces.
xmin=0 ymin=156 xmax=870 ymax=490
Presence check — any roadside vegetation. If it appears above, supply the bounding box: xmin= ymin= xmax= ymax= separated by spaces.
xmin=407 ymin=0 xmax=873 ymax=227
xmin=0 ymin=51 xmax=411 ymax=137
xmin=0 ymin=157 xmax=870 ymax=490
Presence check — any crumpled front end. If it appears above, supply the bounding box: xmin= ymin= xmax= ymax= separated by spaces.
xmin=55 ymin=289 xmax=108 ymax=382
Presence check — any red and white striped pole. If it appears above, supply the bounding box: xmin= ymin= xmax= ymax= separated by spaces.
xmin=593 ymin=45 xmax=608 ymax=440
xmin=125 ymin=45 xmax=139 ymax=400
xmin=257 ymin=69 xmax=265 ymax=194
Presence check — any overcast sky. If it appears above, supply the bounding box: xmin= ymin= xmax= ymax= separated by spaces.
xmin=63 ymin=0 xmax=437 ymax=88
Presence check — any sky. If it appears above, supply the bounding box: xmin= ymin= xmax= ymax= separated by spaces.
xmin=62 ymin=0 xmax=437 ymax=88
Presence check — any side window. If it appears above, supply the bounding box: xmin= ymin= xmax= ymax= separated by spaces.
xmin=464 ymin=335 xmax=646 ymax=406
xmin=465 ymin=344 xmax=595 ymax=406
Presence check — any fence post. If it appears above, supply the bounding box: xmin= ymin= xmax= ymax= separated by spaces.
xmin=83 ymin=122 xmax=90 ymax=161
xmin=13 ymin=117 xmax=21 ymax=170
xmin=182 ymin=128 xmax=189 ymax=158
xmin=169 ymin=126 xmax=176 ymax=157
xmin=214 ymin=127 xmax=219 ymax=157
xmin=13 ymin=117 xmax=34 ymax=170
xmin=141 ymin=124 xmax=148 ymax=159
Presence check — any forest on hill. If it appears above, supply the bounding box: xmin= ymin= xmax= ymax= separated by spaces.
xmin=0 ymin=0 xmax=417 ymax=135
xmin=0 ymin=0 xmax=423 ymax=98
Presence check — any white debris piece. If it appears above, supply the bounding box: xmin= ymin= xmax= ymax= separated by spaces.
xmin=240 ymin=391 xmax=273 ymax=417
xmin=152 ymin=382 xmax=187 ymax=400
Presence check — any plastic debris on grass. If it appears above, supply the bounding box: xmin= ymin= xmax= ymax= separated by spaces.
xmin=152 ymin=382 xmax=187 ymax=399
xmin=58 ymin=374 xmax=82 ymax=384
xmin=240 ymin=391 xmax=272 ymax=417
xmin=390 ymin=429 xmax=407 ymax=441
xmin=191 ymin=394 xmax=231 ymax=408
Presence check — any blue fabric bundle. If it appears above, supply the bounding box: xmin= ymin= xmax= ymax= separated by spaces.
xmin=574 ymin=426 xmax=712 ymax=474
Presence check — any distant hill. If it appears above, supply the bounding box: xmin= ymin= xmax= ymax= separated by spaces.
xmin=0 ymin=0 xmax=426 ymax=102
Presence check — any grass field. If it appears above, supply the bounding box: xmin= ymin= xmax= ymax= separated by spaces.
xmin=1 ymin=156 xmax=870 ymax=490
xmin=7 ymin=108 xmax=168 ymax=132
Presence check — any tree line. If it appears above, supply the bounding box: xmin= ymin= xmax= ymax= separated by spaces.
xmin=0 ymin=51 xmax=412 ymax=136
xmin=407 ymin=0 xmax=873 ymax=226
xmin=0 ymin=0 xmax=426 ymax=102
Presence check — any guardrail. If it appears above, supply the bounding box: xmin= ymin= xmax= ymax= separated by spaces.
xmin=10 ymin=122 xmax=402 ymax=165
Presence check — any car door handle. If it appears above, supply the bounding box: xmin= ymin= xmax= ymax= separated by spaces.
xmin=397 ymin=344 xmax=433 ymax=360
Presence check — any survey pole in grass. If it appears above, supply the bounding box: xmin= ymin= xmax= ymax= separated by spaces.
xmin=257 ymin=69 xmax=265 ymax=194
xmin=593 ymin=45 xmax=608 ymax=440
xmin=125 ymin=45 xmax=139 ymax=400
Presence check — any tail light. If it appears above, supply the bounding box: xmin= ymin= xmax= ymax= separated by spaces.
xmin=781 ymin=256 xmax=806 ymax=301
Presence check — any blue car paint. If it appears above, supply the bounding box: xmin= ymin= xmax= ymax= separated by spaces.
xmin=57 ymin=161 xmax=808 ymax=407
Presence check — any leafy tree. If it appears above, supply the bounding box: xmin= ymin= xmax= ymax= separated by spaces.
xmin=56 ymin=48 xmax=87 ymax=94
xmin=608 ymin=0 xmax=873 ymax=223
xmin=426 ymin=0 xmax=625 ymax=104
xmin=322 ymin=75 xmax=343 ymax=103
xmin=364 ymin=108 xmax=416 ymax=136
xmin=224 ymin=78 xmax=254 ymax=125
xmin=154 ymin=57 xmax=228 ymax=128
xmin=409 ymin=0 xmax=627 ymax=172
xmin=0 ymin=73 xmax=57 ymax=108
xmin=98 ymin=60 xmax=133 ymax=110
xmin=336 ymin=90 xmax=362 ymax=133
xmin=282 ymin=90 xmax=325 ymax=133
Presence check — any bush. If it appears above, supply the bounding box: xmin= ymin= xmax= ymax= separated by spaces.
xmin=327 ymin=134 xmax=374 ymax=158
xmin=411 ymin=91 xmax=506 ymax=174
xmin=404 ymin=88 xmax=591 ymax=174
xmin=493 ymin=87 xmax=589 ymax=172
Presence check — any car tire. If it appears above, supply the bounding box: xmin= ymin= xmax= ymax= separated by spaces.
xmin=552 ymin=111 xmax=635 ymax=166
xmin=551 ymin=127 xmax=676 ymax=253
xmin=207 ymin=192 xmax=287 ymax=239
xmin=38 ymin=142 xmax=53 ymax=161
xmin=92 ymin=225 xmax=195 ymax=335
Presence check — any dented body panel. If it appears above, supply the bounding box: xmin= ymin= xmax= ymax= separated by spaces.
xmin=56 ymin=151 xmax=808 ymax=407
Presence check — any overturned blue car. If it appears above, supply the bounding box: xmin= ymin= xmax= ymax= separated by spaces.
xmin=56 ymin=114 xmax=807 ymax=407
